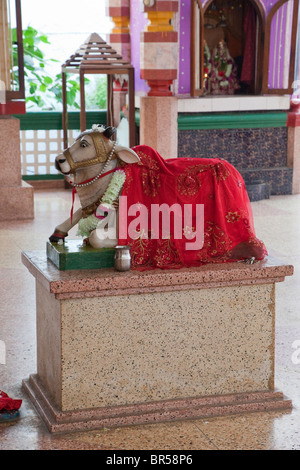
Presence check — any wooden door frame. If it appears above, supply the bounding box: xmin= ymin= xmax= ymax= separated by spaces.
xmin=191 ymin=0 xmax=204 ymax=97
xmin=262 ymin=0 xmax=299 ymax=94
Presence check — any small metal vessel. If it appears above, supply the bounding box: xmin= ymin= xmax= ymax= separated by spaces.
xmin=114 ymin=246 xmax=131 ymax=272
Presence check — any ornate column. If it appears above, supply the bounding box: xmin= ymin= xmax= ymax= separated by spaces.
xmin=139 ymin=0 xmax=179 ymax=158
xmin=106 ymin=0 xmax=131 ymax=128
xmin=140 ymin=0 xmax=178 ymax=96
xmin=106 ymin=0 xmax=131 ymax=62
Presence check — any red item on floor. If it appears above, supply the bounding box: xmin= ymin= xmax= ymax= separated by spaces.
xmin=0 ymin=391 xmax=22 ymax=411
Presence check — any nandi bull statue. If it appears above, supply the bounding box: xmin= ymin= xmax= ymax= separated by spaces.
xmin=50 ymin=125 xmax=139 ymax=250
xmin=50 ymin=124 xmax=267 ymax=270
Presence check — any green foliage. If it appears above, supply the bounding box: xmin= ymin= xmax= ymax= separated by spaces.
xmin=93 ymin=76 xmax=107 ymax=110
xmin=13 ymin=26 xmax=55 ymax=109
xmin=13 ymin=25 xmax=108 ymax=111
xmin=49 ymin=74 xmax=84 ymax=110
xmin=13 ymin=26 xmax=84 ymax=110
xmin=85 ymin=76 xmax=107 ymax=110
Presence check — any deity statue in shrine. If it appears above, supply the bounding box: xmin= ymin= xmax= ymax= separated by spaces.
xmin=210 ymin=40 xmax=240 ymax=95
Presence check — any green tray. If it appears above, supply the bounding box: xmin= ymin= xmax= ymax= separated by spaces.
xmin=47 ymin=240 xmax=115 ymax=271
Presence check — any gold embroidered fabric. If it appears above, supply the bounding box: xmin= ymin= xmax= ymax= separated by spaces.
xmin=118 ymin=145 xmax=267 ymax=270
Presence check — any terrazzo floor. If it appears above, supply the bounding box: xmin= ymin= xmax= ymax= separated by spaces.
xmin=1 ymin=188 xmax=300 ymax=451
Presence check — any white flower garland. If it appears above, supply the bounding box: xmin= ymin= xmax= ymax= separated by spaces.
xmin=77 ymin=170 xmax=126 ymax=238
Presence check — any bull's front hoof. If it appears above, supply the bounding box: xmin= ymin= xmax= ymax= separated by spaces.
xmin=49 ymin=231 xmax=68 ymax=244
xmin=49 ymin=236 xmax=62 ymax=243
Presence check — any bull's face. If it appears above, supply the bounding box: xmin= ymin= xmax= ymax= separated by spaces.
xmin=55 ymin=133 xmax=105 ymax=176
xmin=55 ymin=125 xmax=140 ymax=179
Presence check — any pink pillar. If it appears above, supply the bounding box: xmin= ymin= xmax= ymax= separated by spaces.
xmin=140 ymin=1 xmax=178 ymax=97
xmin=0 ymin=117 xmax=34 ymax=220
xmin=140 ymin=95 xmax=178 ymax=159
xmin=287 ymin=100 xmax=300 ymax=194
xmin=139 ymin=0 xmax=179 ymax=158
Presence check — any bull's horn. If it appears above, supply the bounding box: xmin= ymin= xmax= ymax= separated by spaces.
xmin=103 ymin=126 xmax=117 ymax=139
xmin=115 ymin=145 xmax=140 ymax=164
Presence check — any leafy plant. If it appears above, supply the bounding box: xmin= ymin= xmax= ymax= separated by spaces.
xmin=12 ymin=25 xmax=109 ymax=111
xmin=13 ymin=25 xmax=53 ymax=108
xmin=49 ymin=74 xmax=84 ymax=110
xmin=13 ymin=26 xmax=84 ymax=110
xmin=85 ymin=76 xmax=107 ymax=110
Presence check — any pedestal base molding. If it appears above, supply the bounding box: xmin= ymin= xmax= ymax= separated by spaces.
xmin=23 ymin=374 xmax=292 ymax=435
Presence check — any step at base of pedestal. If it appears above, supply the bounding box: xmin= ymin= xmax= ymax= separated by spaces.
xmin=23 ymin=374 xmax=293 ymax=435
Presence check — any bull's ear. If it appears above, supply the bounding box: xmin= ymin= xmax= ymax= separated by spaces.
xmin=115 ymin=145 xmax=140 ymax=164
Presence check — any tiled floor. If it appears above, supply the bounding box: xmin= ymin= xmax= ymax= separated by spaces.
xmin=0 ymin=189 xmax=300 ymax=450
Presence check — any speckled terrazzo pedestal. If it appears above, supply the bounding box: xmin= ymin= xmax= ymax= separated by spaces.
xmin=21 ymin=251 xmax=293 ymax=434
xmin=0 ymin=117 xmax=34 ymax=221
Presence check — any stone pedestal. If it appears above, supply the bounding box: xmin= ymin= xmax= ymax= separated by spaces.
xmin=140 ymin=96 xmax=178 ymax=158
xmin=0 ymin=116 xmax=34 ymax=220
xmin=22 ymin=250 xmax=293 ymax=433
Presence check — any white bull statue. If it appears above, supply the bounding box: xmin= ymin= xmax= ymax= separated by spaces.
xmin=50 ymin=124 xmax=267 ymax=269
xmin=50 ymin=125 xmax=140 ymax=249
